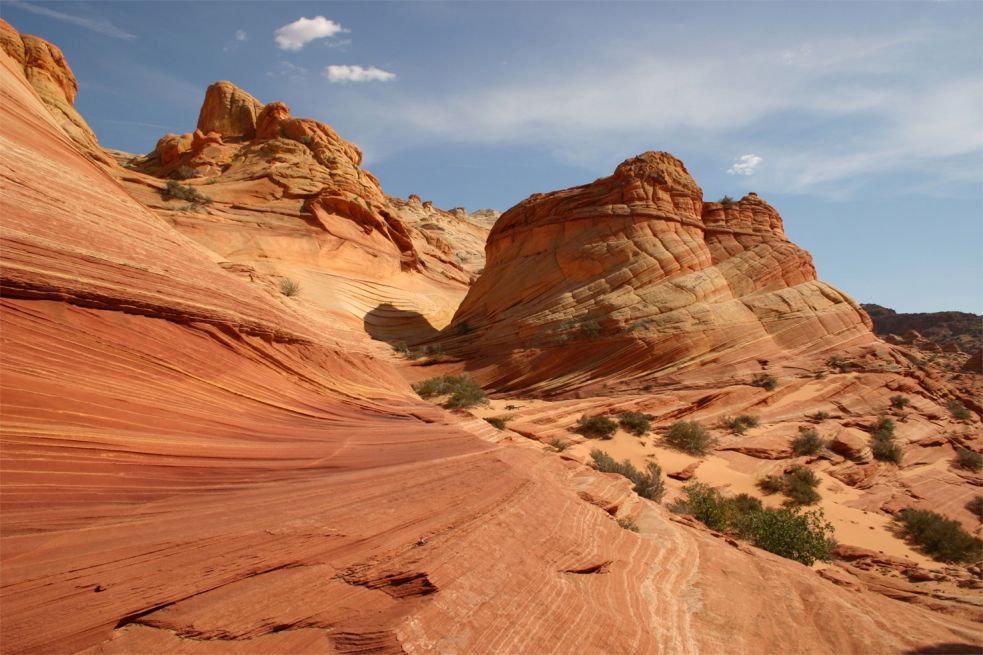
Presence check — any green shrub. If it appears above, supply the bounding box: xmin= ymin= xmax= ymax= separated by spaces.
xmin=548 ymin=438 xmax=569 ymax=453
xmin=895 ymin=508 xmax=981 ymax=563
xmin=870 ymin=416 xmax=903 ymax=464
xmin=948 ymin=400 xmax=972 ymax=421
xmin=672 ymin=483 xmax=835 ymax=565
xmin=618 ymin=411 xmax=651 ymax=437
xmin=172 ymin=164 xmax=197 ymax=180
xmin=279 ymin=278 xmax=301 ymax=296
xmin=808 ymin=410 xmax=831 ymax=422
xmin=719 ymin=414 xmax=760 ymax=435
xmin=890 ymin=395 xmax=911 ymax=409
xmin=485 ymin=417 xmax=508 ymax=430
xmin=955 ymin=448 xmax=983 ymax=472
xmin=664 ymin=421 xmax=715 ymax=455
xmin=590 ymin=450 xmax=664 ymax=502
xmin=718 ymin=195 xmax=737 ymax=205
xmin=299 ymin=134 xmax=315 ymax=147
xmin=578 ymin=320 xmax=603 ymax=340
xmin=616 ymin=516 xmax=639 ymax=532
xmin=412 ymin=375 xmax=487 ymax=409
xmin=392 ymin=341 xmax=421 ymax=359
xmin=739 ymin=506 xmax=836 ymax=566
xmin=163 ymin=179 xmax=211 ymax=205
xmin=750 ymin=373 xmax=778 ymax=391
xmin=757 ymin=467 xmax=821 ymax=505
xmin=827 ymin=356 xmax=852 ymax=372
xmin=967 ymin=495 xmax=983 ymax=518
xmin=791 ymin=427 xmax=826 ymax=456
xmin=783 ymin=467 xmax=821 ymax=505
xmin=576 ymin=415 xmax=618 ymax=440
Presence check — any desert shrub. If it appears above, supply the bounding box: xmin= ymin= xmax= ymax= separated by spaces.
xmin=808 ymin=410 xmax=832 ymax=422
xmin=617 ymin=516 xmax=639 ymax=532
xmin=757 ymin=467 xmax=821 ymax=505
xmin=968 ymin=495 xmax=983 ymax=518
xmin=739 ymin=506 xmax=837 ymax=566
xmin=718 ymin=195 xmax=737 ymax=205
xmin=578 ymin=320 xmax=603 ymax=340
xmin=791 ymin=427 xmax=826 ymax=456
xmin=719 ymin=414 xmax=760 ymax=435
xmin=827 ymin=356 xmax=852 ymax=372
xmin=299 ymin=134 xmax=314 ymax=147
xmin=750 ymin=373 xmax=778 ymax=391
xmin=576 ymin=415 xmax=618 ymax=440
xmin=548 ymin=438 xmax=569 ymax=453
xmin=172 ymin=164 xmax=197 ymax=180
xmin=485 ymin=417 xmax=508 ymax=430
xmin=948 ymin=400 xmax=972 ymax=422
xmin=870 ymin=416 xmax=903 ymax=464
xmin=895 ymin=509 xmax=981 ymax=563
xmin=664 ymin=421 xmax=715 ymax=455
xmin=163 ymin=179 xmax=211 ymax=204
xmin=618 ymin=411 xmax=651 ymax=437
xmin=890 ymin=395 xmax=911 ymax=409
xmin=783 ymin=467 xmax=822 ymax=505
xmin=455 ymin=322 xmax=473 ymax=336
xmin=672 ymin=483 xmax=835 ymax=565
xmin=421 ymin=344 xmax=445 ymax=358
xmin=590 ymin=450 xmax=665 ymax=502
xmin=392 ymin=341 xmax=421 ymax=359
xmin=412 ymin=375 xmax=487 ymax=409
xmin=955 ymin=448 xmax=983 ymax=472
xmin=279 ymin=278 xmax=301 ymax=296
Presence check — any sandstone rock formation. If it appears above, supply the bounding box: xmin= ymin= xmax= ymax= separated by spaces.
xmin=2 ymin=21 xmax=981 ymax=655
xmin=196 ymin=80 xmax=264 ymax=139
xmin=864 ymin=303 xmax=982 ymax=354
xmin=449 ymin=151 xmax=877 ymax=395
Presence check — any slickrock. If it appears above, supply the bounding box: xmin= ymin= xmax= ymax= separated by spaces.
xmin=196 ymin=80 xmax=264 ymax=139
xmin=449 ymin=151 xmax=876 ymax=395
xmin=0 ymin=18 xmax=111 ymax=164
xmin=2 ymin=22 xmax=981 ymax=655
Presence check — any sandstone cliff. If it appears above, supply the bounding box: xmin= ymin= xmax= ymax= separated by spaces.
xmin=449 ymin=151 xmax=877 ymax=395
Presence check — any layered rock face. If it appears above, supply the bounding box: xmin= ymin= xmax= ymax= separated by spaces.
xmin=450 ymin=152 xmax=877 ymax=394
xmin=2 ymin=22 xmax=981 ymax=655
xmin=863 ymin=303 xmax=983 ymax=355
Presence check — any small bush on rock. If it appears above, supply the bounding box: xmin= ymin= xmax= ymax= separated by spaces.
xmin=576 ymin=415 xmax=618 ymax=440
xmin=895 ymin=508 xmax=981 ymax=563
xmin=664 ymin=421 xmax=715 ymax=455
xmin=955 ymin=448 xmax=983 ymax=472
xmin=279 ymin=278 xmax=301 ymax=297
xmin=618 ymin=411 xmax=651 ymax=437
xmin=413 ymin=375 xmax=487 ymax=409
xmin=548 ymin=438 xmax=569 ymax=453
xmin=720 ymin=414 xmax=760 ymax=435
xmin=870 ymin=416 xmax=903 ymax=464
xmin=792 ymin=427 xmax=826 ymax=456
xmin=617 ymin=516 xmax=639 ymax=532
xmin=890 ymin=395 xmax=911 ymax=409
xmin=757 ymin=467 xmax=821 ymax=505
xmin=751 ymin=373 xmax=778 ymax=391
xmin=485 ymin=417 xmax=508 ymax=430
xmin=590 ymin=450 xmax=664 ymax=502
xmin=808 ymin=410 xmax=832 ymax=422
xmin=163 ymin=179 xmax=211 ymax=205
xmin=948 ymin=400 xmax=972 ymax=422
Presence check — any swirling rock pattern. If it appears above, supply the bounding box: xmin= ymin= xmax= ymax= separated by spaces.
xmin=451 ymin=151 xmax=876 ymax=395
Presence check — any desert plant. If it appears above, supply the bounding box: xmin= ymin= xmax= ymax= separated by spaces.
xmin=456 ymin=322 xmax=473 ymax=336
xmin=578 ymin=320 xmax=603 ymax=340
xmin=783 ymin=466 xmax=822 ymax=505
xmin=299 ymin=134 xmax=315 ymax=147
xmin=279 ymin=278 xmax=301 ymax=297
xmin=758 ymin=474 xmax=787 ymax=495
xmin=890 ymin=395 xmax=911 ymax=409
xmin=948 ymin=400 xmax=972 ymax=422
xmin=412 ymin=375 xmax=487 ymax=409
xmin=718 ymin=195 xmax=737 ymax=205
xmin=967 ymin=495 xmax=983 ymax=518
xmin=870 ymin=416 xmax=903 ymax=464
xmin=808 ymin=410 xmax=832 ymax=422
xmin=617 ymin=516 xmax=639 ymax=532
xmin=664 ymin=421 xmax=715 ymax=455
xmin=791 ymin=427 xmax=826 ymax=456
xmin=826 ymin=356 xmax=852 ymax=372
xmin=163 ymin=179 xmax=211 ymax=205
xmin=671 ymin=483 xmax=834 ymax=565
xmin=590 ymin=449 xmax=665 ymax=502
xmin=576 ymin=415 xmax=618 ymax=440
xmin=485 ymin=417 xmax=508 ymax=430
xmin=172 ymin=164 xmax=197 ymax=180
xmin=548 ymin=437 xmax=569 ymax=453
xmin=618 ymin=411 xmax=651 ymax=437
xmin=895 ymin=508 xmax=981 ymax=563
xmin=750 ymin=373 xmax=778 ymax=391
xmin=719 ymin=414 xmax=760 ymax=435
xmin=392 ymin=341 xmax=421 ymax=359
xmin=955 ymin=448 xmax=983 ymax=472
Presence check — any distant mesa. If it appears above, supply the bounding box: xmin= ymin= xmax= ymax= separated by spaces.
xmin=449 ymin=151 xmax=877 ymax=394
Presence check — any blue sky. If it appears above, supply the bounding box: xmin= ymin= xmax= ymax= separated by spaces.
xmin=4 ymin=1 xmax=981 ymax=313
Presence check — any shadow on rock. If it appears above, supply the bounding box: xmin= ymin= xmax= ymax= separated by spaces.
xmin=363 ymin=303 xmax=441 ymax=346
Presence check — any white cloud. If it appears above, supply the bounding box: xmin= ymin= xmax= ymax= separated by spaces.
xmin=275 ymin=16 xmax=346 ymax=51
xmin=267 ymin=60 xmax=308 ymax=82
xmin=235 ymin=30 xmax=248 ymax=42
xmin=728 ymin=154 xmax=762 ymax=175
xmin=7 ymin=0 xmax=135 ymax=39
xmin=324 ymin=65 xmax=396 ymax=83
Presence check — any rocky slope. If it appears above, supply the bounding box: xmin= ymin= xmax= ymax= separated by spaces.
xmin=1 ymin=20 xmax=981 ymax=655
xmin=448 ymin=152 xmax=877 ymax=396
xmin=863 ymin=303 xmax=982 ymax=356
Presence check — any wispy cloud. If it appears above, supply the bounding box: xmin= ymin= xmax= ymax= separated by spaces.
xmin=275 ymin=16 xmax=346 ymax=51
xmin=728 ymin=154 xmax=762 ymax=176
xmin=235 ymin=30 xmax=247 ymax=42
xmin=7 ymin=0 xmax=135 ymax=40
xmin=268 ymin=60 xmax=308 ymax=82
xmin=324 ymin=65 xmax=395 ymax=83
